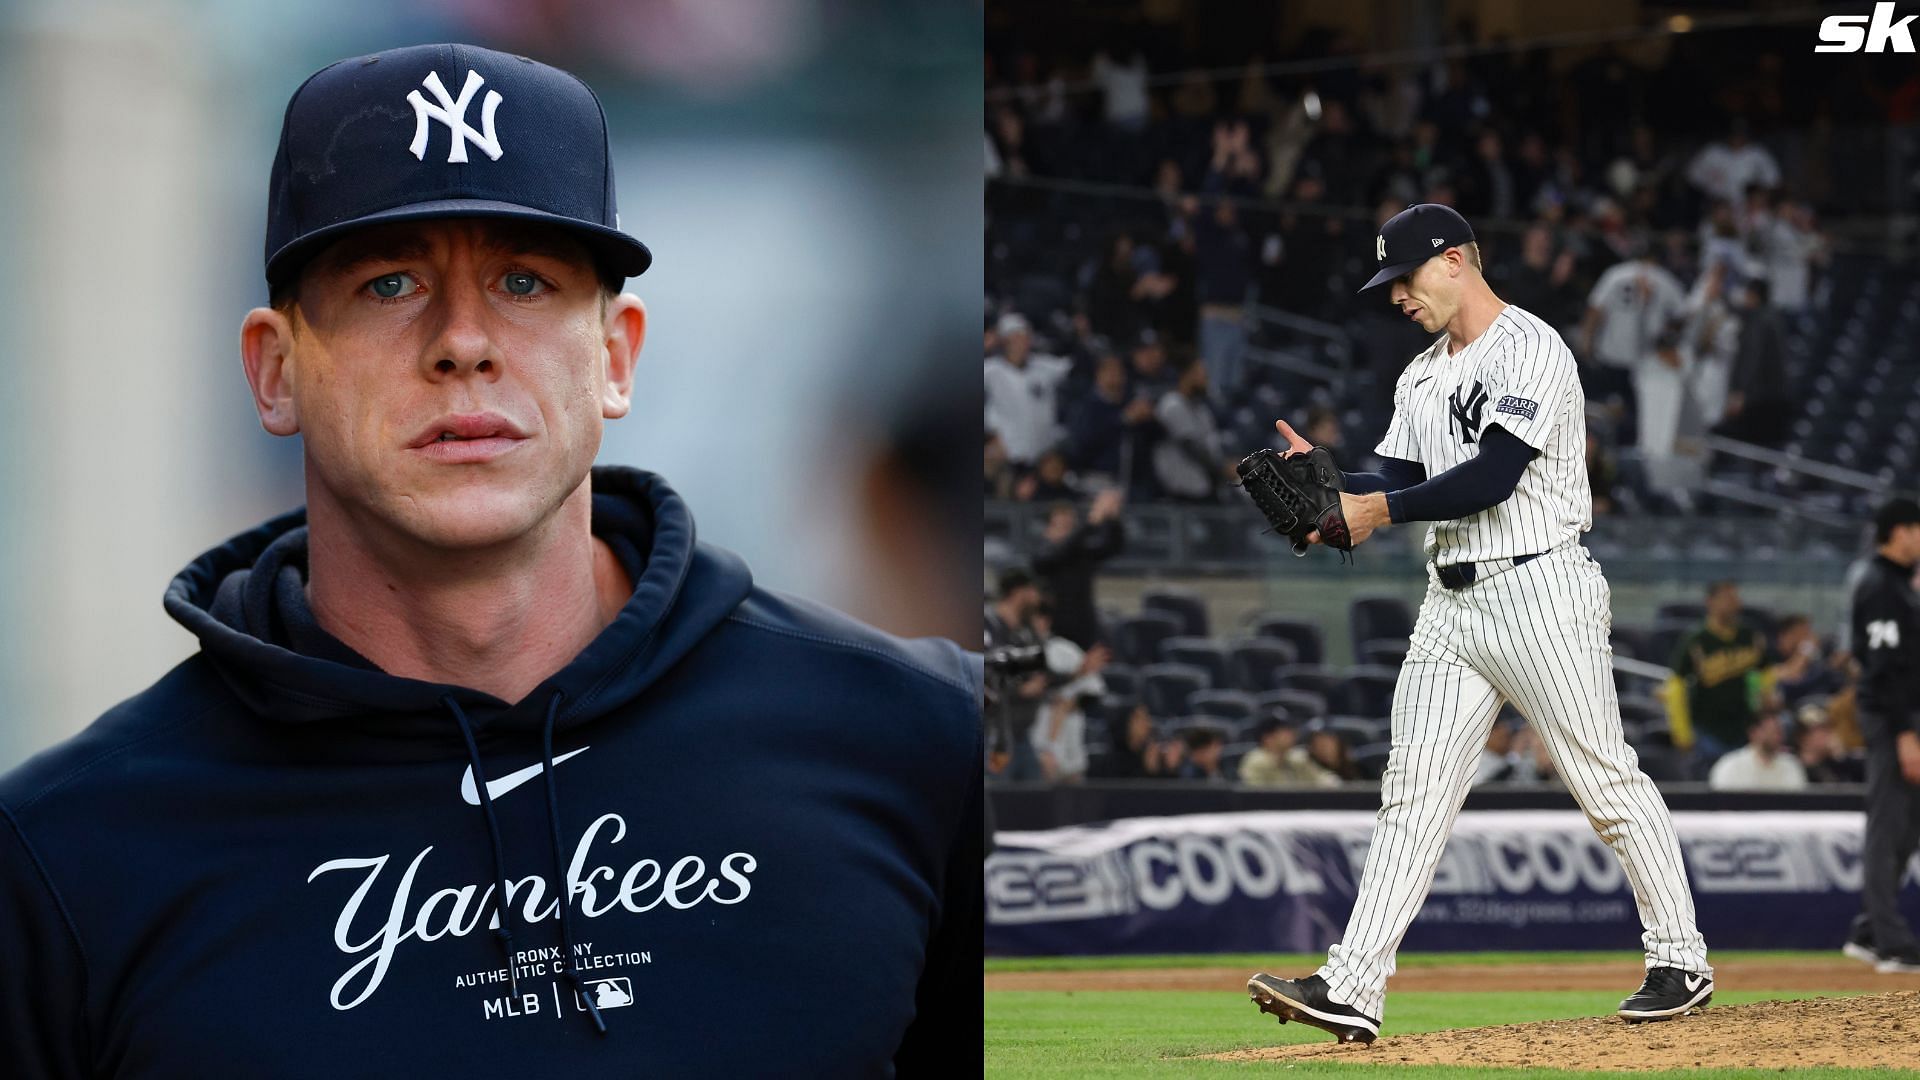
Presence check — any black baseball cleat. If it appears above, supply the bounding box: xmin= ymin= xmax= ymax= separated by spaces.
xmin=1876 ymin=947 xmax=1920 ymax=974
xmin=1617 ymin=967 xmax=1713 ymax=1021
xmin=1842 ymin=927 xmax=1880 ymax=968
xmin=1247 ymin=973 xmax=1380 ymax=1044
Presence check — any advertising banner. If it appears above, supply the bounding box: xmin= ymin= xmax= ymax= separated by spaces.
xmin=985 ymin=810 xmax=1920 ymax=955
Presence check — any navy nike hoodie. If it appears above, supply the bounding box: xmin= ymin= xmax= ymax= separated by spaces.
xmin=0 ymin=466 xmax=983 ymax=1078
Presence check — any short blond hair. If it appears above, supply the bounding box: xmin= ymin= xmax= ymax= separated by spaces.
xmin=1459 ymin=241 xmax=1483 ymax=271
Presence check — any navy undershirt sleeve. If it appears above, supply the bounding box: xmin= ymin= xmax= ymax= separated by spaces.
xmin=1384 ymin=425 xmax=1537 ymax=523
xmin=1342 ymin=457 xmax=1426 ymax=494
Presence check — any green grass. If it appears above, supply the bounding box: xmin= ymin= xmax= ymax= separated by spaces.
xmin=985 ymin=949 xmax=1827 ymax=974
xmin=986 ymin=979 xmax=1912 ymax=1078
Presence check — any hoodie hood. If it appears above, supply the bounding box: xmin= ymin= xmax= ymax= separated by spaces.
xmin=164 ymin=465 xmax=753 ymax=740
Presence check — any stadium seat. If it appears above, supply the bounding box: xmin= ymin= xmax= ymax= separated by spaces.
xmin=1353 ymin=742 xmax=1392 ymax=781
xmin=1247 ymin=615 xmax=1324 ymax=665
xmin=1141 ymin=663 xmax=1208 ymax=718
xmin=1610 ymin=624 xmax=1652 ymax=661
xmin=1114 ymin=613 xmax=1182 ymax=667
xmin=1141 ymin=587 xmax=1209 ymax=638
xmin=1331 ymin=667 xmax=1398 ymax=719
xmin=1349 ymin=596 xmax=1414 ymax=660
xmin=1357 ymin=639 xmax=1409 ymax=669
xmin=1160 ymin=637 xmax=1229 ymax=688
xmin=1275 ymin=664 xmax=1338 ymax=698
xmin=1656 ymin=602 xmax=1705 ymax=625
xmin=1617 ymin=697 xmax=1665 ymax=729
xmin=1188 ymin=689 xmax=1259 ymax=727
xmin=1633 ymin=744 xmax=1690 ymax=782
xmin=1100 ymin=663 xmax=1138 ymax=701
xmin=1256 ymin=689 xmax=1327 ymax=724
xmin=1327 ymin=716 xmax=1387 ymax=747
xmin=1227 ymin=637 xmax=1298 ymax=692
xmin=1647 ymin=622 xmax=1691 ymax=668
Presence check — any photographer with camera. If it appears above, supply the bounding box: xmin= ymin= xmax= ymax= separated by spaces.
xmin=985 ymin=567 xmax=1050 ymax=780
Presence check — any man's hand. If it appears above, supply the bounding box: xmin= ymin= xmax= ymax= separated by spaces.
xmin=1273 ymin=418 xmax=1314 ymax=457
xmin=1089 ymin=487 xmax=1125 ymax=523
xmin=1308 ymin=491 xmax=1387 ymax=547
xmin=1899 ymin=731 xmax=1920 ymax=786
xmin=1080 ymin=643 xmax=1112 ymax=676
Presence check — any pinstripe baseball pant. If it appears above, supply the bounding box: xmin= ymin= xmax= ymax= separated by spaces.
xmin=1317 ymin=543 xmax=1711 ymax=1019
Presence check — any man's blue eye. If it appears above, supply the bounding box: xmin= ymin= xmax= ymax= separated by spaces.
xmin=370 ymin=274 xmax=409 ymax=299
xmin=504 ymin=272 xmax=540 ymax=296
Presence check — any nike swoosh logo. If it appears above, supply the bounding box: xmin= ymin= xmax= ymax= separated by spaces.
xmin=1683 ymin=974 xmax=1704 ymax=992
xmin=461 ymin=746 xmax=590 ymax=805
xmin=1415 ymin=376 xmax=1433 ymax=387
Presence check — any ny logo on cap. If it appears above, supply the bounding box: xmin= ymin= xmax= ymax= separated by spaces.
xmin=1376 ymin=235 xmax=1386 ymax=262
xmin=407 ymin=70 xmax=504 ymax=163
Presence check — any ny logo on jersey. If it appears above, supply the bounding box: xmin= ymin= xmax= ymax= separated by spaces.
xmin=407 ymin=70 xmax=504 ymax=163
xmin=1448 ymin=380 xmax=1489 ymax=444
xmin=1867 ymin=619 xmax=1900 ymax=649
xmin=1376 ymin=234 xmax=1386 ymax=262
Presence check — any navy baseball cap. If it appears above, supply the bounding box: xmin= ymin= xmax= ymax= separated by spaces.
xmin=264 ymin=43 xmax=651 ymax=290
xmin=1358 ymin=203 xmax=1476 ymax=292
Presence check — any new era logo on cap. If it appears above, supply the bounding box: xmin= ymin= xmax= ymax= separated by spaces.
xmin=264 ymin=43 xmax=651 ymax=288
xmin=1358 ymin=203 xmax=1476 ymax=292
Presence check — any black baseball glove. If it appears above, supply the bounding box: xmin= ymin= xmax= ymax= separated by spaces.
xmin=1236 ymin=446 xmax=1352 ymax=556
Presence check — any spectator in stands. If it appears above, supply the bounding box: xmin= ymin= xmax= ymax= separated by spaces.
xmin=1697 ymin=200 xmax=1749 ymax=284
xmin=1582 ymin=240 xmax=1688 ymax=492
xmin=1665 ymin=580 xmax=1768 ymax=765
xmin=1128 ymin=329 xmax=1177 ymax=404
xmin=1507 ymin=725 xmax=1559 ymax=785
xmin=1257 ymin=165 xmax=1339 ymax=310
xmin=985 ymin=430 xmax=1014 ymax=500
xmin=1087 ymin=233 xmax=1177 ymax=347
xmin=1756 ymin=198 xmax=1826 ymax=317
xmin=1193 ymin=195 xmax=1255 ymax=401
xmin=1491 ymin=223 xmax=1582 ymax=332
xmin=1768 ymin=614 xmax=1843 ymax=708
xmin=1707 ymin=710 xmax=1808 ymax=791
xmin=1064 ymin=352 xmax=1155 ymax=485
xmin=1686 ymin=118 xmax=1780 ymax=211
xmin=984 ymin=567 xmax=1048 ymax=781
xmin=1473 ymin=721 xmax=1520 ymax=785
xmin=1305 ymin=727 xmax=1360 ymax=783
xmin=1712 ymin=276 xmax=1792 ymax=447
xmin=1681 ymin=261 xmax=1740 ymax=430
xmin=1024 ymin=447 xmax=1079 ymax=502
xmin=1304 ymin=406 xmax=1342 ymax=452
xmin=985 ymin=312 xmax=1072 ymax=467
xmin=1030 ymin=609 xmax=1108 ymax=785
xmin=1794 ymin=708 xmax=1862 ymax=784
xmin=1239 ymin=718 xmax=1336 ymax=787
xmin=1152 ymin=357 xmax=1227 ymax=502
xmin=1090 ymin=704 xmax=1178 ymax=779
xmin=1090 ymin=47 xmax=1149 ymax=131
xmin=1177 ymin=728 xmax=1228 ymax=781
xmin=1031 ymin=489 xmax=1126 ymax=649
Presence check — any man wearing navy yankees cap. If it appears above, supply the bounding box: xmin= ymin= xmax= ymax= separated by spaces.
xmin=1248 ymin=203 xmax=1712 ymax=1042
xmin=0 ymin=44 xmax=980 ymax=1077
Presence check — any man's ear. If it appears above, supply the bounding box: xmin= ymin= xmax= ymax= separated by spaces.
xmin=600 ymin=294 xmax=646 ymax=420
xmin=240 ymin=307 xmax=300 ymax=436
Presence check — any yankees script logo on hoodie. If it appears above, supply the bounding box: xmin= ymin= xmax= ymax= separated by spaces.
xmin=0 ymin=466 xmax=982 ymax=1079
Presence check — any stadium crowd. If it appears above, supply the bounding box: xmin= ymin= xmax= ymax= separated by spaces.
xmin=979 ymin=19 xmax=1900 ymax=514
xmin=985 ymin=562 xmax=1871 ymax=790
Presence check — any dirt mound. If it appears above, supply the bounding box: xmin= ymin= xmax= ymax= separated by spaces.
xmin=1201 ymin=992 xmax=1920 ymax=1071
xmin=986 ymin=956 xmax=1920 ymax=994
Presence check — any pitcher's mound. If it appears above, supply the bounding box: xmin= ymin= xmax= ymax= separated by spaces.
xmin=1201 ymin=992 xmax=1920 ymax=1071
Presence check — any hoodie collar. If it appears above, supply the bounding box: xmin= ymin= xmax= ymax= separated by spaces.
xmin=164 ymin=466 xmax=753 ymax=740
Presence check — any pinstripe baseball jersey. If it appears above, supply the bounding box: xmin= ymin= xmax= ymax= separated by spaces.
xmin=1374 ymin=304 xmax=1590 ymax=564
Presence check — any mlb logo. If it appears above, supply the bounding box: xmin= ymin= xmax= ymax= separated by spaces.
xmin=574 ymin=976 xmax=634 ymax=1011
